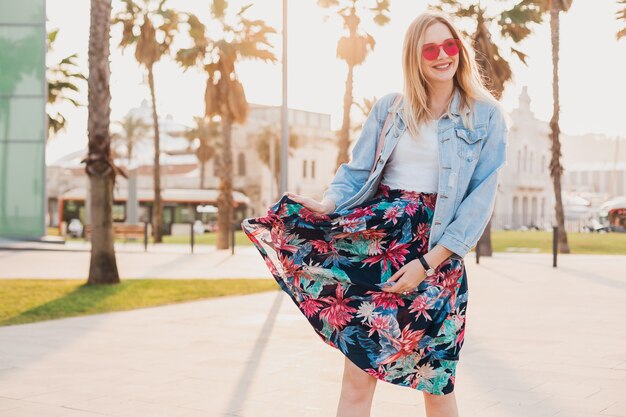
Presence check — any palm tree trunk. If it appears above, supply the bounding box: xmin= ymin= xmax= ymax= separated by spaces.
xmin=147 ymin=65 xmax=163 ymax=243
xmin=86 ymin=0 xmax=120 ymax=285
xmin=200 ymin=160 xmax=206 ymax=189
xmin=217 ymin=114 xmax=234 ymax=250
xmin=336 ymin=63 xmax=354 ymax=169
xmin=549 ymin=1 xmax=570 ymax=253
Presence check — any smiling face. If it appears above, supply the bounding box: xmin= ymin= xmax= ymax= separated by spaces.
xmin=420 ymin=22 xmax=459 ymax=87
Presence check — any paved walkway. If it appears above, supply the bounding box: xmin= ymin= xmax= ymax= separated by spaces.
xmin=1 ymin=252 xmax=625 ymax=416
xmin=2 ymin=239 xmax=626 ymax=282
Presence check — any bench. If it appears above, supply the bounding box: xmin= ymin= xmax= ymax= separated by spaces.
xmin=85 ymin=223 xmax=146 ymax=241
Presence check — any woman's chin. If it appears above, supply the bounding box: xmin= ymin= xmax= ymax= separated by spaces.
xmin=426 ymin=73 xmax=456 ymax=85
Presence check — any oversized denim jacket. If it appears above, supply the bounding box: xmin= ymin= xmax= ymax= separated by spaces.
xmin=322 ymin=88 xmax=509 ymax=260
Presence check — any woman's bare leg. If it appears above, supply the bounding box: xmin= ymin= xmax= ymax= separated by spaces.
xmin=336 ymin=356 xmax=378 ymax=417
xmin=423 ymin=390 xmax=459 ymax=417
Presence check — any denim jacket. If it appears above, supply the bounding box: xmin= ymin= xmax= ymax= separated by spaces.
xmin=322 ymin=87 xmax=509 ymax=260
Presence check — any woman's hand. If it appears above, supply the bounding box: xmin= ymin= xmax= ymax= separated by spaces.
xmin=285 ymin=192 xmax=336 ymax=214
xmin=382 ymin=259 xmax=427 ymax=294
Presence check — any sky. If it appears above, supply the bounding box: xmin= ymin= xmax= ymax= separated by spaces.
xmin=45 ymin=0 xmax=626 ymax=163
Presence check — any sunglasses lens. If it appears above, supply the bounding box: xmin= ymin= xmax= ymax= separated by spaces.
xmin=422 ymin=45 xmax=439 ymax=60
xmin=442 ymin=39 xmax=459 ymax=56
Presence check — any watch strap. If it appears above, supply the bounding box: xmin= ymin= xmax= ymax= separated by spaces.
xmin=418 ymin=255 xmax=433 ymax=272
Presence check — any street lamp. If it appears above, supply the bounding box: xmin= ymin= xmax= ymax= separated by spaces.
xmin=280 ymin=0 xmax=288 ymax=195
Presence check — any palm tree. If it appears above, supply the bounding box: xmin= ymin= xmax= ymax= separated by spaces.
xmin=175 ymin=116 xmax=220 ymax=189
xmin=538 ymin=0 xmax=573 ymax=253
xmin=435 ymin=0 xmax=542 ymax=256
xmin=255 ymin=124 xmax=299 ymax=198
xmin=112 ymin=0 xmax=181 ymax=243
xmin=317 ymin=0 xmax=391 ymax=170
xmin=111 ymin=113 xmax=150 ymax=166
xmin=176 ymin=3 xmax=276 ymax=249
xmin=617 ymin=0 xmax=626 ymax=39
xmin=46 ymin=29 xmax=87 ymax=138
xmin=351 ymin=96 xmax=376 ymax=135
xmin=85 ymin=0 xmax=120 ymax=284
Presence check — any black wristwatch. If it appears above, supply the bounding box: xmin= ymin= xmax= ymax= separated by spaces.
xmin=418 ymin=255 xmax=436 ymax=276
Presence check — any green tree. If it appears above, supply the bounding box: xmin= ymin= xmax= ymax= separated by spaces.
xmin=317 ymin=0 xmax=391 ymax=170
xmin=254 ymin=124 xmax=299 ymax=198
xmin=111 ymin=113 xmax=150 ymax=166
xmin=434 ymin=0 xmax=542 ymax=256
xmin=176 ymin=2 xmax=276 ymax=249
xmin=175 ymin=116 xmax=220 ymax=189
xmin=46 ymin=29 xmax=87 ymax=138
xmin=85 ymin=0 xmax=121 ymax=284
xmin=112 ymin=0 xmax=182 ymax=243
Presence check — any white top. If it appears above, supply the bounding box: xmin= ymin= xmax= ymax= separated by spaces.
xmin=380 ymin=119 xmax=439 ymax=193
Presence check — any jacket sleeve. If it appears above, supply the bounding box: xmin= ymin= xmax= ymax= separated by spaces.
xmin=437 ymin=106 xmax=509 ymax=260
xmin=322 ymin=95 xmax=387 ymax=209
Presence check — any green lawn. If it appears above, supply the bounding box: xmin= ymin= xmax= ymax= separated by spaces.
xmin=0 ymin=278 xmax=279 ymax=327
xmin=490 ymin=230 xmax=626 ymax=255
xmin=58 ymin=228 xmax=625 ymax=254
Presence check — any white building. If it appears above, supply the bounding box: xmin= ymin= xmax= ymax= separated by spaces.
xmin=493 ymin=87 xmax=626 ymax=231
xmin=46 ymin=100 xmax=338 ymax=231
xmin=494 ymin=87 xmax=555 ymax=230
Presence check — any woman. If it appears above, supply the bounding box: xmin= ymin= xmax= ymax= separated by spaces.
xmin=242 ymin=10 xmax=508 ymax=417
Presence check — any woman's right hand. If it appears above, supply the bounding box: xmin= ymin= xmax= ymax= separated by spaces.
xmin=285 ymin=193 xmax=336 ymax=214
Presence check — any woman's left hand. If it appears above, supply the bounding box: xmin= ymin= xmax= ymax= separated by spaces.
xmin=381 ymin=259 xmax=427 ymax=294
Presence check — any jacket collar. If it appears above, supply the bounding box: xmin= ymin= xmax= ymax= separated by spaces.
xmin=388 ymin=87 xmax=469 ymax=121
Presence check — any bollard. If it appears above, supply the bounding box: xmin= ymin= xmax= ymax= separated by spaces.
xmin=190 ymin=222 xmax=195 ymax=254
xmin=552 ymin=226 xmax=558 ymax=267
xmin=475 ymin=241 xmax=480 ymax=265
xmin=143 ymin=222 xmax=148 ymax=252
xmin=231 ymin=222 xmax=236 ymax=255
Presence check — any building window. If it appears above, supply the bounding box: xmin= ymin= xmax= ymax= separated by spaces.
xmin=238 ymin=152 xmax=246 ymax=176
xmin=517 ymin=150 xmax=522 ymax=172
xmin=530 ymin=151 xmax=534 ymax=173
xmin=542 ymin=155 xmax=546 ymax=173
xmin=311 ymin=160 xmax=316 ymax=178
xmin=302 ymin=160 xmax=308 ymax=178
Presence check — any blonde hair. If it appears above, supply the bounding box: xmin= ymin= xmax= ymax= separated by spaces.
xmin=400 ymin=10 xmax=498 ymax=136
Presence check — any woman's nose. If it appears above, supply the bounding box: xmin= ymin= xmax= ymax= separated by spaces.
xmin=437 ymin=46 xmax=448 ymax=59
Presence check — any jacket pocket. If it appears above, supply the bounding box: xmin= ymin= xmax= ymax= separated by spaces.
xmin=455 ymin=125 xmax=486 ymax=161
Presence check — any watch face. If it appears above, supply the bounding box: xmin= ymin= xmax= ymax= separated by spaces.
xmin=426 ymin=268 xmax=435 ymax=276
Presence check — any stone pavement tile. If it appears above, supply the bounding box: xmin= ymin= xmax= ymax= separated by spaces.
xmin=372 ymin=401 xmax=427 ymax=417
xmin=0 ymin=380 xmax=59 ymax=400
xmin=16 ymin=389 xmax=107 ymax=409
xmin=474 ymin=401 xmax=561 ymax=417
xmin=0 ymin=401 xmax=103 ymax=417
xmin=0 ymin=396 xmax=22 ymax=412
xmin=601 ymin=401 xmax=626 ymax=417
xmin=535 ymin=394 xmax=618 ymax=415
xmin=59 ymin=396 xmax=148 ymax=416
xmin=473 ymin=388 xmax=553 ymax=406
xmin=107 ymin=402 xmax=197 ymax=417
xmin=529 ymin=381 xmax=603 ymax=399
xmin=221 ymin=399 xmax=333 ymax=417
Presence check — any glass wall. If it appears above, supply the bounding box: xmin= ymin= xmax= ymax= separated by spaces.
xmin=0 ymin=0 xmax=46 ymax=238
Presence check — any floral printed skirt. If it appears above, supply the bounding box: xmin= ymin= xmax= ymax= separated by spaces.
xmin=241 ymin=183 xmax=468 ymax=395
